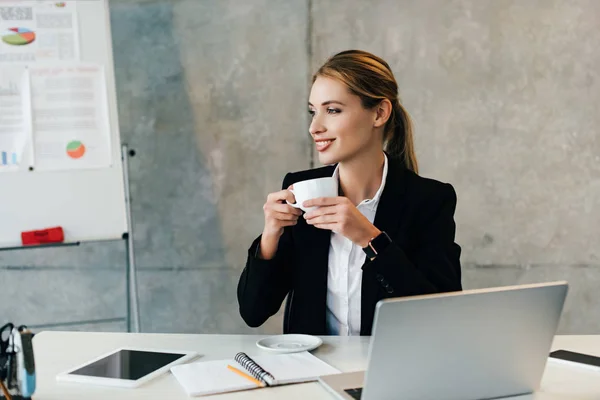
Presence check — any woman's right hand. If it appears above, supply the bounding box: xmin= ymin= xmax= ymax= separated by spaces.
xmin=259 ymin=187 xmax=302 ymax=259
xmin=262 ymin=187 xmax=302 ymax=238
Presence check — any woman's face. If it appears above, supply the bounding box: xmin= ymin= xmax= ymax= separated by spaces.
xmin=308 ymin=76 xmax=380 ymax=165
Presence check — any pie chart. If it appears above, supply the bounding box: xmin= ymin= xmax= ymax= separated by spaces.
xmin=66 ymin=141 xmax=86 ymax=159
xmin=2 ymin=28 xmax=36 ymax=46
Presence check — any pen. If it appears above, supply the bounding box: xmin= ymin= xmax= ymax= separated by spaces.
xmin=14 ymin=327 xmax=35 ymax=398
xmin=226 ymin=364 xmax=265 ymax=387
xmin=0 ymin=380 xmax=12 ymax=400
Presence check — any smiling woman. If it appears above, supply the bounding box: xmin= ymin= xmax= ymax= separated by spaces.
xmin=237 ymin=50 xmax=462 ymax=336
xmin=308 ymin=51 xmax=417 ymax=174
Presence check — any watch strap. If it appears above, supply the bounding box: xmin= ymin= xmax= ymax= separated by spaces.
xmin=363 ymin=231 xmax=391 ymax=259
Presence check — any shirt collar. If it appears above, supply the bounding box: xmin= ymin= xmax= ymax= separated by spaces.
xmin=332 ymin=153 xmax=389 ymax=211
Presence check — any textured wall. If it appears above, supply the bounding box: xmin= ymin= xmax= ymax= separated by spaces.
xmin=1 ymin=0 xmax=599 ymax=334
xmin=311 ymin=0 xmax=600 ymax=333
xmin=0 ymin=0 xmax=309 ymax=334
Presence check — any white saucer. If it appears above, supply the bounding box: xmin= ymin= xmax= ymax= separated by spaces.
xmin=256 ymin=334 xmax=323 ymax=354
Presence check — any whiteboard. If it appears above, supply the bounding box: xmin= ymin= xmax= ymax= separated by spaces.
xmin=0 ymin=0 xmax=127 ymax=248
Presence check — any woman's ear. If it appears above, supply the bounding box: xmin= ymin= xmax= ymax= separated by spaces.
xmin=374 ymin=99 xmax=392 ymax=128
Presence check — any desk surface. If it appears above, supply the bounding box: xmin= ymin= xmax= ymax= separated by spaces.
xmin=32 ymin=332 xmax=600 ymax=400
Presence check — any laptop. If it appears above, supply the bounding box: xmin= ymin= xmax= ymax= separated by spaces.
xmin=319 ymin=281 xmax=568 ymax=400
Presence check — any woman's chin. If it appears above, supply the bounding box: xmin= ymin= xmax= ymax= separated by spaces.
xmin=317 ymin=152 xmax=340 ymax=166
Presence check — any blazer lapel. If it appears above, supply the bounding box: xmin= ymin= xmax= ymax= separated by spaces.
xmin=372 ymin=155 xmax=407 ymax=239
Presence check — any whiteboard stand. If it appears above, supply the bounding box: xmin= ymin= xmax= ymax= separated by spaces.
xmin=0 ymin=145 xmax=141 ymax=333
xmin=122 ymin=144 xmax=141 ymax=333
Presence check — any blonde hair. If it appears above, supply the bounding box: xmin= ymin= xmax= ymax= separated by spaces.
xmin=314 ymin=50 xmax=418 ymax=173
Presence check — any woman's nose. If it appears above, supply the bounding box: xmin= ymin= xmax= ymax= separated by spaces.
xmin=309 ymin=114 xmax=326 ymax=135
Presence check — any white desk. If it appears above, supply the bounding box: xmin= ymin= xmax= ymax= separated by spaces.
xmin=31 ymin=332 xmax=600 ymax=399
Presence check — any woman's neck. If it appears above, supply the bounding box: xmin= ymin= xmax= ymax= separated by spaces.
xmin=338 ymin=148 xmax=386 ymax=206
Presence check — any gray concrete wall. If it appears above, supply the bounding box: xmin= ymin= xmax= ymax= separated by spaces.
xmin=1 ymin=0 xmax=599 ymax=334
xmin=0 ymin=0 xmax=309 ymax=334
xmin=311 ymin=0 xmax=600 ymax=333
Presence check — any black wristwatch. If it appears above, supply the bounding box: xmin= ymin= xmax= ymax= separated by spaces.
xmin=362 ymin=231 xmax=392 ymax=260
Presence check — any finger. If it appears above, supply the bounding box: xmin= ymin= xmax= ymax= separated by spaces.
xmin=270 ymin=211 xmax=299 ymax=221
xmin=270 ymin=202 xmax=303 ymax=215
xmin=303 ymin=196 xmax=343 ymax=208
xmin=267 ymin=189 xmax=296 ymax=204
xmin=304 ymin=204 xmax=339 ymax=220
xmin=280 ymin=219 xmax=298 ymax=227
xmin=313 ymin=223 xmax=338 ymax=231
xmin=283 ymin=189 xmax=297 ymax=204
xmin=305 ymin=214 xmax=337 ymax=225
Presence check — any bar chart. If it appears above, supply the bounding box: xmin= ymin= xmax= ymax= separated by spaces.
xmin=1 ymin=151 xmax=18 ymax=166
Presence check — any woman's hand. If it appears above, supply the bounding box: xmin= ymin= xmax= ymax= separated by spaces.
xmin=262 ymin=186 xmax=301 ymax=239
xmin=303 ymin=196 xmax=381 ymax=247
xmin=259 ymin=186 xmax=301 ymax=260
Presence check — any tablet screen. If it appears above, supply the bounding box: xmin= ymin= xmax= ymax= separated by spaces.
xmin=68 ymin=350 xmax=186 ymax=380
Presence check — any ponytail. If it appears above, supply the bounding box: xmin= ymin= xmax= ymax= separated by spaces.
xmin=385 ymin=100 xmax=418 ymax=173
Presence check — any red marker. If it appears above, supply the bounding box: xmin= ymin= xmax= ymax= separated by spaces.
xmin=21 ymin=227 xmax=64 ymax=246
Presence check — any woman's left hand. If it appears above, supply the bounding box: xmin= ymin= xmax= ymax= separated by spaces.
xmin=303 ymin=197 xmax=381 ymax=248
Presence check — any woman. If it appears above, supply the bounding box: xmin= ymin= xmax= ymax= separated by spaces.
xmin=237 ymin=50 xmax=462 ymax=336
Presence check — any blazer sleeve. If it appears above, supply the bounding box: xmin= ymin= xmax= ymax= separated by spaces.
xmin=363 ymin=183 xmax=462 ymax=296
xmin=237 ymin=173 xmax=295 ymax=328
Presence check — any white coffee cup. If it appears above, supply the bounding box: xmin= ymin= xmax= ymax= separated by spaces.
xmin=286 ymin=177 xmax=338 ymax=212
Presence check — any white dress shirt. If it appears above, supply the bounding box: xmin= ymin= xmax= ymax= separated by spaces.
xmin=325 ymin=154 xmax=389 ymax=335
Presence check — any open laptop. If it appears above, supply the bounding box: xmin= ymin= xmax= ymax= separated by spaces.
xmin=319 ymin=281 xmax=568 ymax=400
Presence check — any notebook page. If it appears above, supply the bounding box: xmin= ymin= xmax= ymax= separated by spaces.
xmin=171 ymin=359 xmax=257 ymax=396
xmin=251 ymin=351 xmax=340 ymax=385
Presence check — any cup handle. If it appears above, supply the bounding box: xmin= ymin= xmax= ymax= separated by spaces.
xmin=286 ymin=189 xmax=302 ymax=209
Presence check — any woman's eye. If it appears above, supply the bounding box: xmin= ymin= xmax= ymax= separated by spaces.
xmin=327 ymin=108 xmax=341 ymax=114
xmin=308 ymin=109 xmax=315 ymax=117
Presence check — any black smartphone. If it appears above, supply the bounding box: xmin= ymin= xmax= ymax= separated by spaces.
xmin=549 ymin=350 xmax=600 ymax=369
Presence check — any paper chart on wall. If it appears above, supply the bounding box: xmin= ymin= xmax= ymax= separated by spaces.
xmin=0 ymin=0 xmax=79 ymax=64
xmin=0 ymin=65 xmax=31 ymax=171
xmin=29 ymin=64 xmax=112 ymax=171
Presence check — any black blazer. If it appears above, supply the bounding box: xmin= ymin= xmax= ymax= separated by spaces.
xmin=237 ymin=156 xmax=462 ymax=335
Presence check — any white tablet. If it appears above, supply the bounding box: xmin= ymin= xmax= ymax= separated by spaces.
xmin=56 ymin=347 xmax=197 ymax=388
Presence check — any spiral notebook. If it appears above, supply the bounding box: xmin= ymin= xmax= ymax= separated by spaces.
xmin=170 ymin=351 xmax=340 ymax=396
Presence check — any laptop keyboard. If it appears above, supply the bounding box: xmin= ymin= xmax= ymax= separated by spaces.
xmin=344 ymin=387 xmax=363 ymax=399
